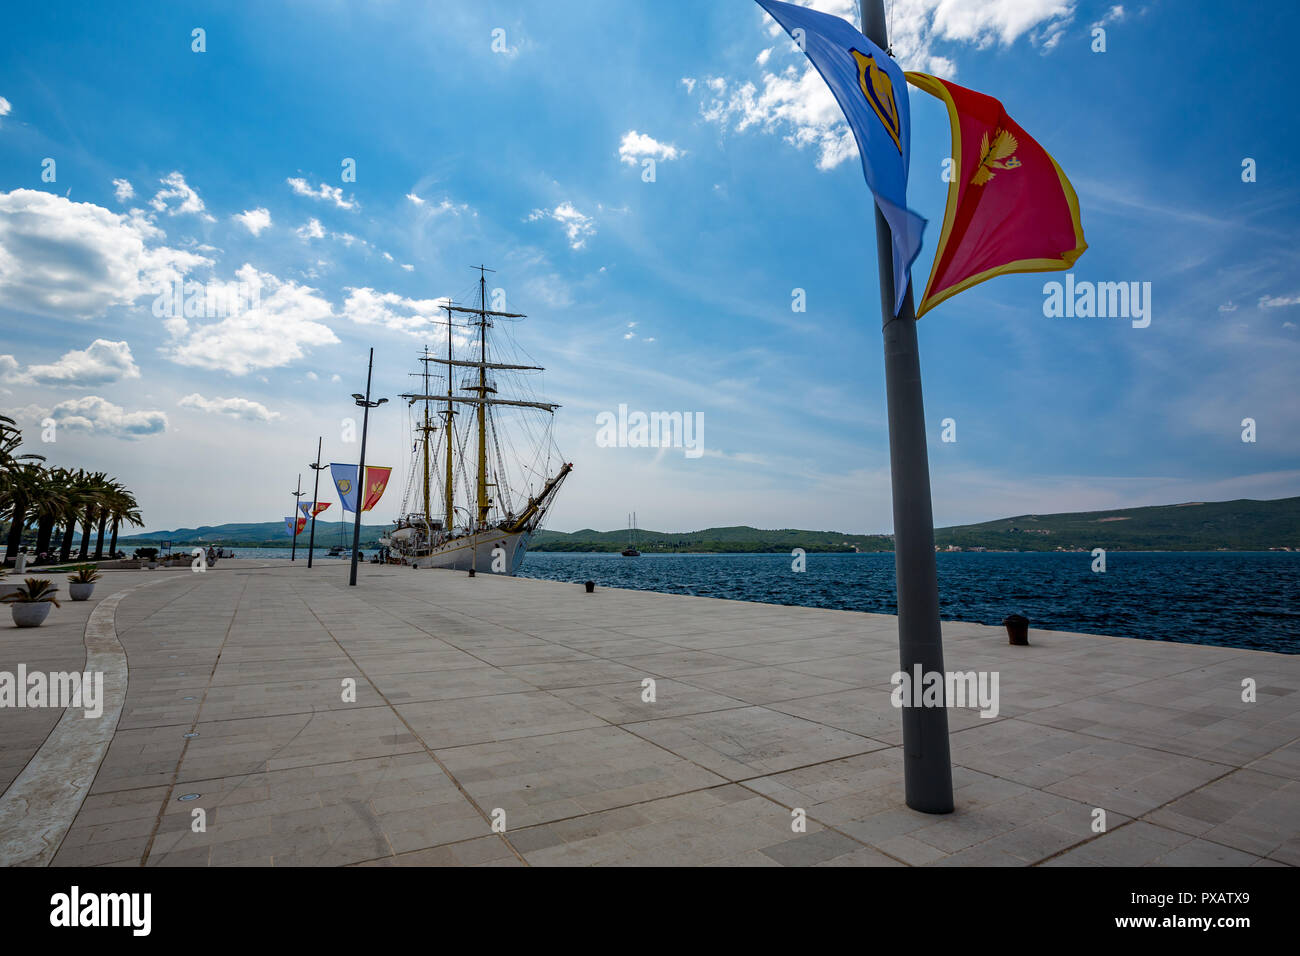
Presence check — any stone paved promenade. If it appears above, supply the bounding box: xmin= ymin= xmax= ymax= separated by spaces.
xmin=1 ymin=559 xmax=1296 ymax=866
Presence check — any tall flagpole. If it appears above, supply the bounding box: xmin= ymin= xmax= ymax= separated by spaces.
xmin=307 ymin=437 xmax=325 ymax=569
xmin=290 ymin=474 xmax=304 ymax=562
xmin=863 ymin=0 xmax=954 ymax=813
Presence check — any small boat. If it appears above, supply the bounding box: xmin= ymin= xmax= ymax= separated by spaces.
xmin=622 ymin=512 xmax=641 ymax=557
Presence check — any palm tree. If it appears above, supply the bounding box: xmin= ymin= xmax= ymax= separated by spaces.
xmin=1 ymin=462 xmax=47 ymax=566
xmin=0 ymin=417 xmax=46 ymax=564
xmin=58 ymin=469 xmax=93 ymax=563
xmin=76 ymin=471 xmax=110 ymax=561
xmin=31 ymin=467 xmax=71 ymax=562
xmin=0 ymin=415 xmax=44 ymax=475
xmin=105 ymin=482 xmax=143 ymax=558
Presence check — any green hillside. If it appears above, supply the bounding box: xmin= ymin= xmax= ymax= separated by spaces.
xmin=531 ymin=526 xmax=892 ymax=553
xmin=118 ymin=496 xmax=1300 ymax=553
xmin=533 ymin=496 xmax=1299 ymax=552
xmin=118 ymin=520 xmax=391 ymax=549
xmin=931 ymin=496 xmax=1300 ymax=552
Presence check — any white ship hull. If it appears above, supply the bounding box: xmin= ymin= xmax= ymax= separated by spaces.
xmin=409 ymin=529 xmax=532 ymax=574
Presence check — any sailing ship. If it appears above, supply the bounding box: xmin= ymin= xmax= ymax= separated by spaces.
xmin=383 ymin=267 xmax=572 ymax=574
xmin=621 ymin=512 xmax=641 ymax=557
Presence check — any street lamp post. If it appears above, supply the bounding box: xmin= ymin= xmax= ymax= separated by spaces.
xmin=349 ymin=347 xmax=387 ymax=586
xmin=307 ymin=437 xmax=326 ymax=569
xmin=290 ymin=473 xmax=304 ymax=562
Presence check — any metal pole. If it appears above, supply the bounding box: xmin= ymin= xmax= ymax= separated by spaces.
xmin=349 ymin=349 xmax=374 ymax=587
xmin=862 ymin=0 xmax=954 ymax=813
xmin=290 ymin=474 xmax=303 ymax=562
xmin=307 ymin=437 xmax=325 ymax=569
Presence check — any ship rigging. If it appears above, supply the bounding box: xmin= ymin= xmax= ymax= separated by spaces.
xmin=385 ymin=267 xmax=572 ymax=573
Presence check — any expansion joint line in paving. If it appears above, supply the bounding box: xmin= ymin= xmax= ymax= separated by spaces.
xmin=137 ymin=570 xmax=252 ymax=865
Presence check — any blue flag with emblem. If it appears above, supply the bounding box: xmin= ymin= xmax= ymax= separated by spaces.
xmin=754 ymin=0 xmax=925 ymax=314
xmin=330 ymin=462 xmax=359 ymax=513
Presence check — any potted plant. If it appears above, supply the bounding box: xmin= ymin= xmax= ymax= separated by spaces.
xmin=3 ymin=578 xmax=61 ymax=628
xmin=67 ymin=564 xmax=100 ymax=601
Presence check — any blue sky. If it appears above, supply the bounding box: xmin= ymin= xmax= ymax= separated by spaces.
xmin=1 ymin=0 xmax=1296 ymax=535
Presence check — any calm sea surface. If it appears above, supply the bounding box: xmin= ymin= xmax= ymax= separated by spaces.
xmin=521 ymin=551 xmax=1297 ymax=654
xmin=226 ymin=548 xmax=1297 ymax=653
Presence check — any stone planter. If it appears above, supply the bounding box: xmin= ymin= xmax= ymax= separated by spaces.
xmin=69 ymin=581 xmax=96 ymax=601
xmin=11 ymin=602 xmax=53 ymax=628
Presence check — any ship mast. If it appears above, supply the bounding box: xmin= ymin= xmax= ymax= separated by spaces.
xmin=418 ymin=346 xmax=435 ymax=521
xmin=443 ymin=302 xmax=454 ymax=532
xmin=475 ymin=267 xmax=491 ymax=527
xmin=400 ymin=266 xmax=562 ymax=536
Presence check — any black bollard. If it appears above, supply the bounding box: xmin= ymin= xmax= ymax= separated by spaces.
xmin=584 ymin=580 xmax=595 ymax=593
xmin=1003 ymin=614 xmax=1029 ymax=646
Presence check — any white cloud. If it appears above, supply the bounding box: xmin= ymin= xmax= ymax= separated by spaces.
xmin=0 ymin=339 xmax=140 ymax=387
xmin=1093 ymin=4 xmax=1125 ymax=27
xmin=296 ymin=217 xmax=326 ymax=240
xmin=0 ymin=96 xmax=10 ymax=117
xmin=233 ymin=207 xmax=272 ymax=236
xmin=164 ymin=264 xmax=339 ymax=375
xmin=408 ymin=192 xmax=473 ymax=218
xmin=178 ymin=392 xmax=280 ymax=422
xmin=342 ymin=288 xmax=453 ymax=338
xmin=46 ymin=395 xmax=167 ymax=439
xmin=618 ymin=130 xmax=683 ymax=165
xmin=112 ymin=178 xmax=134 ymax=203
xmin=1218 ymin=301 xmax=1238 ymax=313
xmin=287 ymin=177 xmax=357 ymax=210
xmin=528 ymin=202 xmax=596 ymax=249
xmin=149 ymin=171 xmax=215 ymax=221
xmin=695 ymin=0 xmax=1075 ymax=171
xmin=0 ymin=188 xmax=211 ymax=319
xmin=680 ymin=78 xmax=696 ymax=93
xmin=1259 ymin=293 xmax=1300 ymax=309
xmin=400 ymin=263 xmax=414 ymax=272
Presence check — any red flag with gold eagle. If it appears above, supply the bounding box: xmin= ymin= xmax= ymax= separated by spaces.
xmin=906 ymin=73 xmax=1086 ymax=318
xmin=360 ymin=466 xmax=392 ymax=513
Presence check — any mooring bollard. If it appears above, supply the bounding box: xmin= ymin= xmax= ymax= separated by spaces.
xmin=1003 ymin=614 xmax=1029 ymax=646
xmin=584 ymin=580 xmax=595 ymax=593
xmin=468 ymin=567 xmax=475 ymax=577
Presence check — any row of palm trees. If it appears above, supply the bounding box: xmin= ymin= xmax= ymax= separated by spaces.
xmin=0 ymin=414 xmax=143 ymax=565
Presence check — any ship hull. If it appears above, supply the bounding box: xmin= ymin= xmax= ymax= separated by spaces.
xmin=410 ymin=529 xmax=532 ymax=574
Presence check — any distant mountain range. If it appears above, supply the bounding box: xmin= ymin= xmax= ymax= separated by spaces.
xmin=120 ymin=496 xmax=1300 ymax=552
xmin=118 ymin=520 xmax=391 ymax=549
